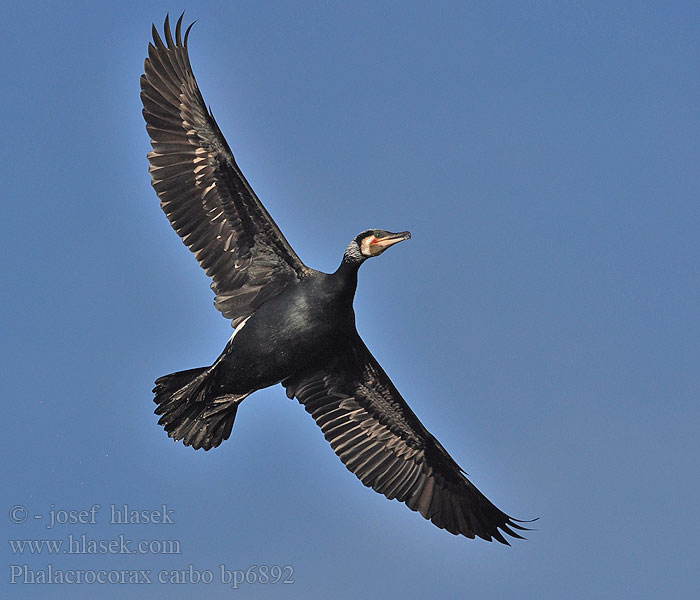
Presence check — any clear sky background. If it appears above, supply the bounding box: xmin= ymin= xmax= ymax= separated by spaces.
xmin=2 ymin=1 xmax=699 ymax=598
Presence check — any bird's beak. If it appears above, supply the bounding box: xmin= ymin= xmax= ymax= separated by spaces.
xmin=372 ymin=231 xmax=411 ymax=251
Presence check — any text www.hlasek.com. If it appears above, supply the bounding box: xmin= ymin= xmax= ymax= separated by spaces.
xmin=9 ymin=534 xmax=181 ymax=555
xmin=9 ymin=564 xmax=295 ymax=587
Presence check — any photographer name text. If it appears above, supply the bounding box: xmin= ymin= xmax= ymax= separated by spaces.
xmin=9 ymin=504 xmax=175 ymax=528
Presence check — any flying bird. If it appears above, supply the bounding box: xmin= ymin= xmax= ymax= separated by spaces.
xmin=140 ymin=14 xmax=530 ymax=544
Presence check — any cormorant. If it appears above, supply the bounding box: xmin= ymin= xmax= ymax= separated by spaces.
xmin=140 ymin=14 xmax=530 ymax=544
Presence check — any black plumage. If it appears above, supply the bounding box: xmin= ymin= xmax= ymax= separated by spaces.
xmin=141 ymin=14 xmax=531 ymax=544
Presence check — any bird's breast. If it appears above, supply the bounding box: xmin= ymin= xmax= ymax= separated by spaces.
xmin=218 ymin=278 xmax=356 ymax=390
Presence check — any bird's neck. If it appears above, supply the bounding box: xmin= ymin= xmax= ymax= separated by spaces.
xmin=332 ymin=256 xmax=362 ymax=296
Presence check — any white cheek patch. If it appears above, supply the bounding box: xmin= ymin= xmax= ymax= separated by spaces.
xmin=360 ymin=236 xmax=375 ymax=257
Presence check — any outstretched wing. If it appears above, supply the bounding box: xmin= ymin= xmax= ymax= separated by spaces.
xmin=283 ymin=336 xmax=530 ymax=544
xmin=140 ymin=14 xmax=311 ymax=327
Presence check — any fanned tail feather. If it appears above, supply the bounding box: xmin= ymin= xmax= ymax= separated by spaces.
xmin=153 ymin=367 xmax=243 ymax=450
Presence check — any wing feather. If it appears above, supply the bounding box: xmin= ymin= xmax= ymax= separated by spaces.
xmin=283 ymin=337 xmax=531 ymax=544
xmin=141 ymin=14 xmax=311 ymax=327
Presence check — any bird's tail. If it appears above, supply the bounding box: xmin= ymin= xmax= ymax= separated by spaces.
xmin=153 ymin=367 xmax=245 ymax=451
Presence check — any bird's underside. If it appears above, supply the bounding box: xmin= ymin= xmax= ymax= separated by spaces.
xmin=141 ymin=13 xmax=532 ymax=544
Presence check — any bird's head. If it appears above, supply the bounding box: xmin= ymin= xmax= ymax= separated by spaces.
xmin=343 ymin=229 xmax=411 ymax=264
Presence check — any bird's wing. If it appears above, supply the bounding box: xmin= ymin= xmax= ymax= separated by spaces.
xmin=140 ymin=15 xmax=311 ymax=327
xmin=283 ymin=335 xmax=529 ymax=544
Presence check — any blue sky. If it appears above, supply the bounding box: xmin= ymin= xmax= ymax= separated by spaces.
xmin=2 ymin=1 xmax=699 ymax=598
